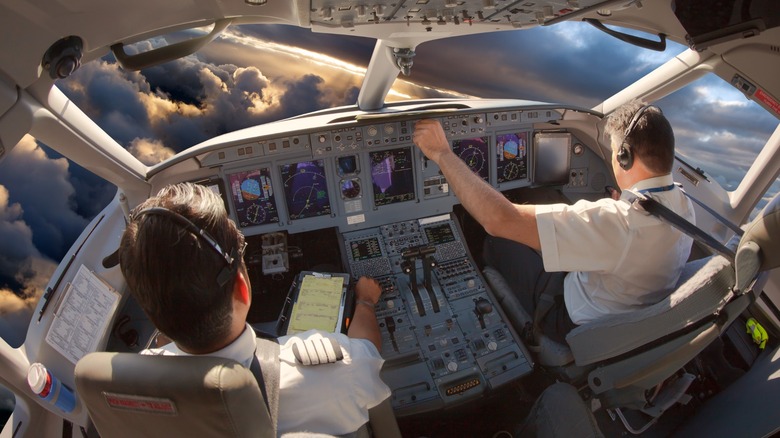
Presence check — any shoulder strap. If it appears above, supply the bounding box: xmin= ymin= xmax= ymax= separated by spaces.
xmin=636 ymin=196 xmax=736 ymax=263
xmin=249 ymin=337 xmax=281 ymax=436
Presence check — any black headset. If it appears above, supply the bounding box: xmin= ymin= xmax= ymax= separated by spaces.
xmin=617 ymin=105 xmax=659 ymax=171
xmin=132 ymin=207 xmax=240 ymax=288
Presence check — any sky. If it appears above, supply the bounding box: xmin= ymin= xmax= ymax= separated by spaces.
xmin=0 ymin=21 xmax=778 ymax=348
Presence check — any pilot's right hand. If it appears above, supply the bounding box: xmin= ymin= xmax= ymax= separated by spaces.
xmin=413 ymin=119 xmax=450 ymax=163
xmin=355 ymin=276 xmax=381 ymax=305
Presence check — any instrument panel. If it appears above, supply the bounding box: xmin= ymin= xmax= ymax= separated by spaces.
xmin=201 ymin=107 xmax=602 ymax=236
xmin=184 ymin=106 xmax=608 ymax=416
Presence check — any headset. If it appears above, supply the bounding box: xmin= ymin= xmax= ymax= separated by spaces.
xmin=132 ymin=207 xmax=242 ymax=288
xmin=617 ymin=104 xmax=659 ymax=170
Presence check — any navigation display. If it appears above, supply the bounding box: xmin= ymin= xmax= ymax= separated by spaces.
xmin=496 ymin=132 xmax=529 ymax=183
xmin=533 ymin=132 xmax=571 ymax=185
xmin=370 ymin=147 xmax=416 ymax=207
xmin=350 ymin=237 xmax=383 ymax=261
xmin=424 ymin=223 xmax=455 ymax=245
xmin=452 ymin=136 xmax=489 ymax=181
xmin=227 ymin=168 xmax=280 ymax=227
xmin=280 ymin=160 xmax=332 ymax=220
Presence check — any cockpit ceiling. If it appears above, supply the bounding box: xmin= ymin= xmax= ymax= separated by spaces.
xmin=309 ymin=0 xmax=607 ymax=30
xmin=0 ymin=0 xmax=684 ymax=89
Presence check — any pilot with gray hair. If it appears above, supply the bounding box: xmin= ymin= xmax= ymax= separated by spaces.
xmin=118 ymin=182 xmax=390 ymax=435
xmin=413 ymin=101 xmax=695 ymax=343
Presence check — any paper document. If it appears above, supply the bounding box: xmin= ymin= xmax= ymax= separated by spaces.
xmin=45 ymin=265 xmax=120 ymax=364
xmin=287 ymin=274 xmax=345 ymax=334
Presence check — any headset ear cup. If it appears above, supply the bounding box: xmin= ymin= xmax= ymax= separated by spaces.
xmin=617 ymin=144 xmax=633 ymax=170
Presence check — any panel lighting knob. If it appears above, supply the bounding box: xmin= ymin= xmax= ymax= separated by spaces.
xmin=384 ymin=124 xmax=394 ymax=135
xmin=318 ymin=135 xmax=327 ymax=143
xmin=487 ymin=341 xmax=497 ymax=351
xmin=473 ymin=115 xmax=484 ymax=124
xmin=447 ymin=361 xmax=458 ymax=372
xmin=367 ymin=126 xmax=378 ymax=137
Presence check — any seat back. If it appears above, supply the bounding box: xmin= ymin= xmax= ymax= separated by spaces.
xmin=75 ymin=352 xmax=274 ymax=438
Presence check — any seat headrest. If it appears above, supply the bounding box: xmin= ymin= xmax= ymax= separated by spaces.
xmin=740 ymin=192 xmax=780 ymax=271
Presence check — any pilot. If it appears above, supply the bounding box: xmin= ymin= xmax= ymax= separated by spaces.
xmin=413 ymin=101 xmax=695 ymax=343
xmin=118 ymin=182 xmax=390 ymax=435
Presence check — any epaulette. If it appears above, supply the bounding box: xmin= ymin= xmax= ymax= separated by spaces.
xmin=291 ymin=333 xmax=344 ymax=366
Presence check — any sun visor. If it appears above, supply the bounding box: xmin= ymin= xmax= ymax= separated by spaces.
xmin=674 ymin=0 xmax=780 ymax=51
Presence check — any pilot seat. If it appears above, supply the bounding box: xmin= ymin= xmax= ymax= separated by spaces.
xmin=483 ymin=192 xmax=780 ymax=433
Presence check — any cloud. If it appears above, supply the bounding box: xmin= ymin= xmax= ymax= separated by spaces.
xmin=0 ymin=136 xmax=89 ymax=262
xmin=0 ymin=257 xmax=56 ymax=347
xmin=0 ymin=182 xmax=57 ymax=347
xmin=128 ymin=138 xmax=176 ymax=165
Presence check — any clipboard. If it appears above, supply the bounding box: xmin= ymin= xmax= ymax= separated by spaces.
xmin=277 ymin=271 xmax=351 ymax=335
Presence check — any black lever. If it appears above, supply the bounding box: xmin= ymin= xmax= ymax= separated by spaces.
xmin=474 ymin=297 xmax=493 ymax=330
xmin=401 ymin=259 xmax=425 ymax=317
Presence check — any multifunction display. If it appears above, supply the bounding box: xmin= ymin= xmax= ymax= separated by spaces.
xmin=280 ymin=160 xmax=332 ymax=220
xmin=370 ymin=147 xmax=416 ymax=207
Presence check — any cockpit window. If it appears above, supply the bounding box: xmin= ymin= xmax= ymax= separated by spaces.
xmin=656 ymin=73 xmax=779 ymax=214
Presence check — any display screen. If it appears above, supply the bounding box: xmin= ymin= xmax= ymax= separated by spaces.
xmin=350 ymin=237 xmax=383 ymax=261
xmin=533 ymin=132 xmax=571 ymax=185
xmin=192 ymin=176 xmax=229 ymax=212
xmin=227 ymin=168 xmax=280 ymax=227
xmin=370 ymin=147 xmax=416 ymax=207
xmin=424 ymin=223 xmax=455 ymax=245
xmin=452 ymin=136 xmax=489 ymax=181
xmin=496 ymin=132 xmax=529 ymax=183
xmin=337 ymin=155 xmax=359 ymax=176
xmin=280 ymin=160 xmax=332 ymax=220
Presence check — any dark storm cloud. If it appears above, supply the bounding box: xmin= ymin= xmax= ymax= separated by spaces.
xmin=0 ymin=137 xmax=90 ymax=262
xmin=59 ymin=36 xmax=361 ymax=154
xmin=0 ymin=138 xmax=64 ymax=347
xmin=278 ymin=74 xmax=328 ymax=117
xmin=408 ymin=23 xmax=684 ymax=106
xmin=231 ymin=24 xmax=375 ymax=69
xmin=657 ymin=79 xmax=778 ymax=190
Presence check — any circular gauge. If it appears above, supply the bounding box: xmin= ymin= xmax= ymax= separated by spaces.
xmin=573 ymin=143 xmax=584 ymax=156
xmin=383 ymin=124 xmax=395 ymax=135
xmin=340 ymin=179 xmax=361 ymax=199
xmin=367 ymin=126 xmax=378 ymax=137
xmin=502 ymin=162 xmax=520 ymax=181
xmin=244 ymin=203 xmax=267 ymax=224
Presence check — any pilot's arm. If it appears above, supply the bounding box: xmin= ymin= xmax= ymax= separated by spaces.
xmin=347 ymin=276 xmax=382 ymax=351
xmin=413 ymin=120 xmax=541 ymax=251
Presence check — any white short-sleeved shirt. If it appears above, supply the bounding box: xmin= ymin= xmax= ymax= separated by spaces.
xmin=535 ymin=174 xmax=695 ymax=325
xmin=143 ymin=324 xmax=391 ymax=436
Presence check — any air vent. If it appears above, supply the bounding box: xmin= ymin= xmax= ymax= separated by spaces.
xmin=771 ymin=45 xmax=780 ymax=53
